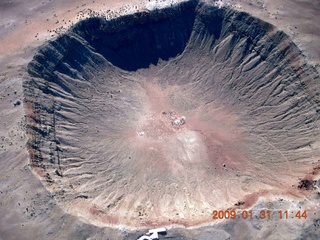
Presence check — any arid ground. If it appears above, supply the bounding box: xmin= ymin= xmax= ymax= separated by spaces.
xmin=0 ymin=0 xmax=320 ymax=239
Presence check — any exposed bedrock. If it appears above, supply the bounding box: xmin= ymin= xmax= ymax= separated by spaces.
xmin=24 ymin=0 xmax=320 ymax=229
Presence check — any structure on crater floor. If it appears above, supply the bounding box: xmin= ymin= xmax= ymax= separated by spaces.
xmin=24 ymin=0 xmax=320 ymax=229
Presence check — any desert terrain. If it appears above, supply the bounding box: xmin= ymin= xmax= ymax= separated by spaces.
xmin=0 ymin=0 xmax=320 ymax=239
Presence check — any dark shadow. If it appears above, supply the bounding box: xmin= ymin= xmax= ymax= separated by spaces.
xmin=72 ymin=1 xmax=198 ymax=71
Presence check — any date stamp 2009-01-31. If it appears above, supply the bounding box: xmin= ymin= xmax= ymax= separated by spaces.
xmin=212 ymin=210 xmax=308 ymax=220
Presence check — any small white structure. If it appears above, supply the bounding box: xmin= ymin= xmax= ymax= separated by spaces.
xmin=137 ymin=237 xmax=151 ymax=240
xmin=172 ymin=116 xmax=186 ymax=126
xmin=138 ymin=131 xmax=145 ymax=136
xmin=137 ymin=228 xmax=167 ymax=240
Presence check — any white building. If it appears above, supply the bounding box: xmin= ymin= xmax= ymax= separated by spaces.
xmin=137 ymin=228 xmax=167 ymax=240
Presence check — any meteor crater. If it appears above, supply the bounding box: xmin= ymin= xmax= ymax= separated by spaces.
xmin=24 ymin=0 xmax=320 ymax=229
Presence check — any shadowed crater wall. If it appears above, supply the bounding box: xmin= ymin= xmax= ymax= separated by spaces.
xmin=24 ymin=0 xmax=320 ymax=229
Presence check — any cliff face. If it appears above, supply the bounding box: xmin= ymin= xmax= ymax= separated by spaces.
xmin=24 ymin=0 xmax=320 ymax=229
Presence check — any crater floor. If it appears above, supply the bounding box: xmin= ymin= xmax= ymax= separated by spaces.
xmin=24 ymin=0 xmax=320 ymax=229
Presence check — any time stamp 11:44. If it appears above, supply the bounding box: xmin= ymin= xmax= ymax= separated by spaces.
xmin=212 ymin=210 xmax=307 ymax=220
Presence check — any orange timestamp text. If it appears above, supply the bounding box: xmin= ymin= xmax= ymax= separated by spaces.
xmin=212 ymin=210 xmax=307 ymax=220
